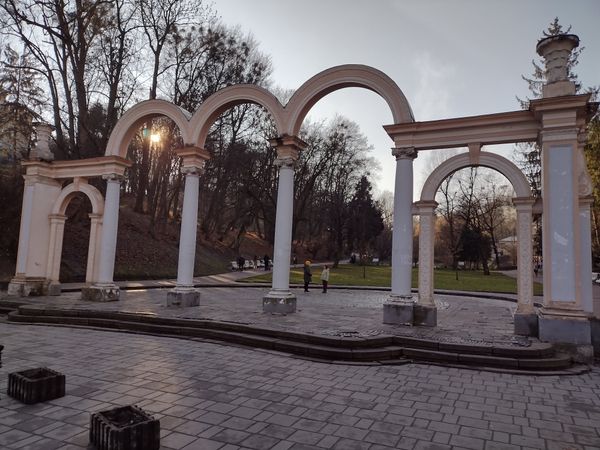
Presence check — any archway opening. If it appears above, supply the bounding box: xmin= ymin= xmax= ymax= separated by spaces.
xmin=430 ymin=166 xmax=518 ymax=278
xmin=290 ymin=87 xmax=394 ymax=269
xmin=60 ymin=192 xmax=93 ymax=282
xmin=198 ymin=102 xmax=279 ymax=258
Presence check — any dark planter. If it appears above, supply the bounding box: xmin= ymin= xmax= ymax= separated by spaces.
xmin=90 ymin=405 xmax=160 ymax=450
xmin=7 ymin=367 xmax=65 ymax=404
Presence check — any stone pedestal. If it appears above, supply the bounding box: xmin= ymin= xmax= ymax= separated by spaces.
xmin=8 ymin=277 xmax=47 ymax=297
xmin=263 ymin=291 xmax=296 ymax=314
xmin=383 ymin=297 xmax=414 ymax=325
xmin=414 ymin=304 xmax=437 ymax=327
xmin=166 ymin=289 xmax=200 ymax=307
xmin=47 ymin=282 xmax=61 ymax=296
xmin=538 ymin=309 xmax=591 ymax=345
xmin=514 ymin=312 xmax=539 ymax=337
xmin=591 ymin=318 xmax=600 ymax=356
xmin=81 ymin=285 xmax=120 ymax=302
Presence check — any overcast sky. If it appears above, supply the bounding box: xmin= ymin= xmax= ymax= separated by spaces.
xmin=216 ymin=0 xmax=600 ymax=197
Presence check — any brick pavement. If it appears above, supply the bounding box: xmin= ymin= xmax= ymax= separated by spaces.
xmin=0 ymin=323 xmax=599 ymax=450
xmin=3 ymin=286 xmax=525 ymax=346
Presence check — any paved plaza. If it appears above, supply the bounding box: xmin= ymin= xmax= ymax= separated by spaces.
xmin=0 ymin=321 xmax=599 ymax=450
xmin=1 ymin=277 xmax=600 ymax=449
xmin=2 ymin=270 xmax=535 ymax=347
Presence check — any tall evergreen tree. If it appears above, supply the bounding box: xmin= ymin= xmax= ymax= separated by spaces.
xmin=347 ymin=175 xmax=384 ymax=261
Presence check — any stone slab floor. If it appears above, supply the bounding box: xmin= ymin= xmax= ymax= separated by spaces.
xmin=0 ymin=322 xmax=599 ymax=450
xmin=5 ymin=287 xmax=525 ymax=346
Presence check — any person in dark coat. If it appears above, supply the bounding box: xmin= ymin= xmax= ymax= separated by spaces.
xmin=303 ymin=260 xmax=312 ymax=292
xmin=263 ymin=254 xmax=270 ymax=271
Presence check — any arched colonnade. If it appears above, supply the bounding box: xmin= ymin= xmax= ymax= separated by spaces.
xmin=9 ymin=34 xmax=598 ymax=344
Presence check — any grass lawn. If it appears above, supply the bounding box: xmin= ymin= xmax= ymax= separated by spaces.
xmin=242 ymin=265 xmax=543 ymax=295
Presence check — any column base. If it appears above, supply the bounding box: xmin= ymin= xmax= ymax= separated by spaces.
xmin=81 ymin=284 xmax=120 ymax=302
xmin=47 ymin=282 xmax=61 ymax=296
xmin=514 ymin=312 xmax=539 ymax=337
xmin=167 ymin=288 xmax=200 ymax=307
xmin=263 ymin=290 xmax=296 ymax=314
xmin=8 ymin=277 xmax=48 ymax=297
xmin=538 ymin=308 xmax=591 ymax=345
xmin=414 ymin=303 xmax=437 ymax=327
xmin=383 ymin=295 xmax=414 ymax=325
xmin=591 ymin=318 xmax=600 ymax=356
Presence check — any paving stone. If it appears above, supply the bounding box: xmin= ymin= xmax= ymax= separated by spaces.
xmin=211 ymin=428 xmax=250 ymax=445
xmin=161 ymin=431 xmax=197 ymax=449
xmin=288 ymin=430 xmax=324 ymax=445
xmin=260 ymin=424 xmax=296 ymax=440
xmin=180 ymin=437 xmax=225 ymax=449
xmin=241 ymin=433 xmax=280 ymax=450
xmin=449 ymin=434 xmax=486 ymax=450
xmin=1 ymin=318 xmax=599 ymax=450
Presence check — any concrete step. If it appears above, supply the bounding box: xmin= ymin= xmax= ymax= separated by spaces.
xmin=5 ymin=306 xmax=577 ymax=374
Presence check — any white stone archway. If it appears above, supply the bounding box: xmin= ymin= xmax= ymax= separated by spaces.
xmin=284 ymin=64 xmax=414 ymax=135
xmin=105 ymin=99 xmax=194 ymax=158
xmin=190 ymin=84 xmax=286 ymax=148
xmin=45 ymin=179 xmax=105 ymax=294
xmin=265 ymin=65 xmax=418 ymax=316
xmin=417 ymin=152 xmax=535 ymax=329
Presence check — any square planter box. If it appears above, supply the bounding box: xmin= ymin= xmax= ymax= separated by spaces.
xmin=90 ymin=405 xmax=160 ymax=450
xmin=7 ymin=367 xmax=65 ymax=404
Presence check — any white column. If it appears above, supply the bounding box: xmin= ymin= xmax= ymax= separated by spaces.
xmin=271 ymin=158 xmax=295 ymax=292
xmin=416 ymin=201 xmax=437 ymax=306
xmin=579 ymin=197 xmax=593 ymax=314
xmin=86 ymin=213 xmax=103 ymax=283
xmin=15 ymin=182 xmax=35 ymax=275
xmin=175 ymin=167 xmax=201 ymax=288
xmin=46 ymin=214 xmax=66 ymax=282
xmin=390 ymin=147 xmax=417 ymax=298
xmin=514 ymin=198 xmax=534 ymax=313
xmin=97 ymin=174 xmax=122 ymax=285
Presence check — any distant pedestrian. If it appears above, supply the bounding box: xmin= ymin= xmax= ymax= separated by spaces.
xmin=533 ymin=263 xmax=539 ymax=277
xmin=238 ymin=255 xmax=245 ymax=271
xmin=293 ymin=254 xmax=297 ymax=265
xmin=253 ymin=255 xmax=258 ymax=269
xmin=264 ymin=254 xmax=270 ymax=271
xmin=320 ymin=265 xmax=330 ymax=293
xmin=303 ymin=260 xmax=312 ymax=292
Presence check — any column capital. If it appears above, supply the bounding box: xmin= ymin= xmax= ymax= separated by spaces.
xmin=392 ymin=147 xmax=417 ymax=160
xmin=512 ymin=196 xmax=536 ymax=212
xmin=274 ymin=156 xmax=297 ymax=169
xmin=182 ymin=166 xmax=203 ymax=176
xmin=270 ymin=134 xmax=307 ymax=161
xmin=539 ymin=128 xmax=580 ymax=143
xmin=88 ymin=213 xmax=103 ymax=221
xmin=176 ymin=146 xmax=211 ymax=170
xmin=48 ymin=214 xmax=67 ymax=222
xmin=102 ymin=173 xmax=123 ymax=182
xmin=23 ymin=173 xmax=61 ymax=188
xmin=579 ymin=195 xmax=594 ymax=207
xmin=413 ymin=200 xmax=438 ymax=214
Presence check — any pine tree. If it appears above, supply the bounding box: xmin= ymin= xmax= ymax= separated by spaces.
xmin=0 ymin=44 xmax=46 ymax=162
xmin=347 ymin=176 xmax=384 ymax=262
